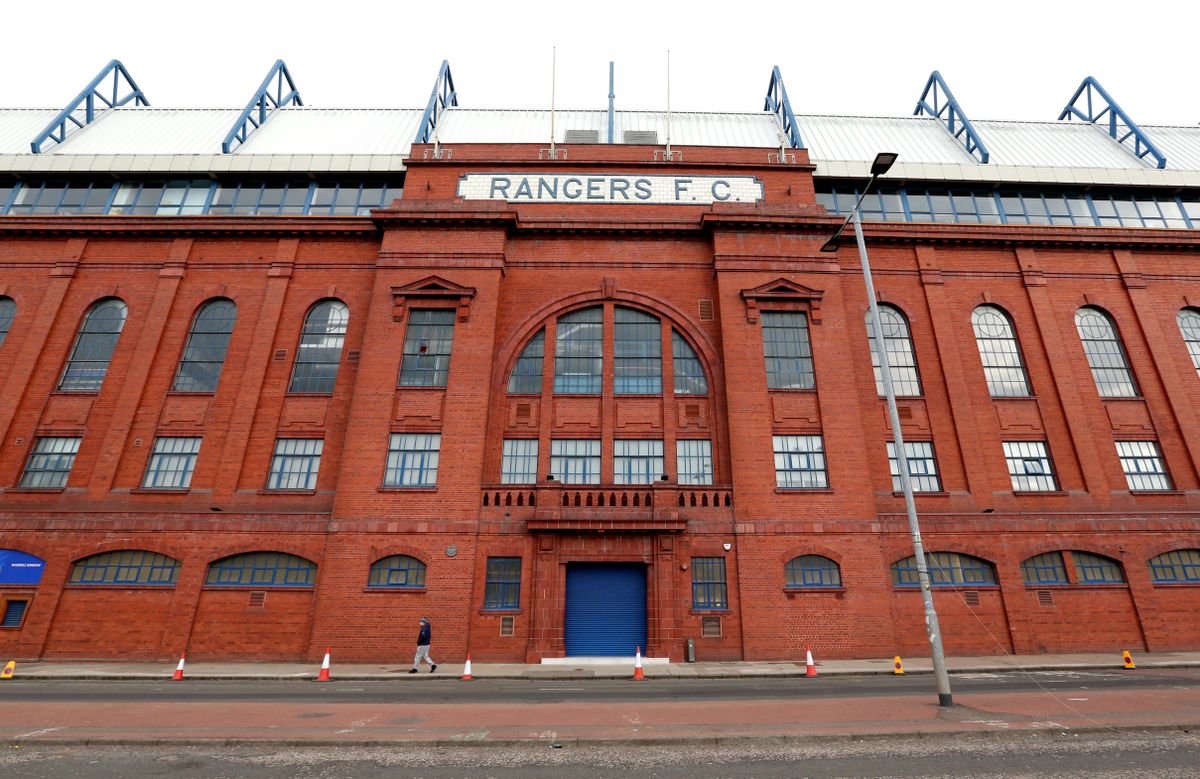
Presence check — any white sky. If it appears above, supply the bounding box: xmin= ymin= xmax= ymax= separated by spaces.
xmin=2 ymin=0 xmax=1195 ymax=125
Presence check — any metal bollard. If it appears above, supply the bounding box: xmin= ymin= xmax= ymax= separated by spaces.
xmin=686 ymin=638 xmax=696 ymax=663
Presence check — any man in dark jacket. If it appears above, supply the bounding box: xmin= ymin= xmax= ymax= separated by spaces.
xmin=409 ymin=616 xmax=437 ymax=673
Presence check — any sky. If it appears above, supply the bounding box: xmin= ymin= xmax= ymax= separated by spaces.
xmin=2 ymin=0 xmax=1194 ymax=126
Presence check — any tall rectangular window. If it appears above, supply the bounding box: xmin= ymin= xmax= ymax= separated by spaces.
xmin=267 ymin=438 xmax=323 ymax=491
xmin=691 ymin=557 xmax=728 ymax=610
xmin=143 ymin=437 xmax=202 ymax=489
xmin=501 ymin=439 xmax=538 ymax=484
xmin=19 ymin=436 xmax=82 ymax=489
xmin=886 ymin=441 xmax=941 ymax=492
xmin=1003 ymin=441 xmax=1057 ymax=492
xmin=614 ymin=307 xmax=662 ymax=394
xmin=550 ymin=439 xmax=601 ymax=484
xmin=384 ymin=433 xmax=441 ymax=488
xmin=399 ymin=309 xmax=455 ymax=387
xmin=554 ymin=308 xmax=603 ymax=393
xmin=1115 ymin=441 xmax=1172 ymax=491
xmin=773 ymin=435 xmax=828 ymax=489
xmin=613 ymin=439 xmax=664 ymax=484
xmin=762 ymin=311 xmax=815 ymax=389
xmin=676 ymin=440 xmax=713 ymax=485
xmin=483 ymin=557 xmax=521 ymax=609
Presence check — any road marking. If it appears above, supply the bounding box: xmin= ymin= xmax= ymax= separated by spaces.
xmin=15 ymin=727 xmax=63 ymax=739
xmin=538 ymin=687 xmax=585 ymax=691
xmin=332 ymin=688 xmax=365 ymax=692
xmin=1067 ymin=697 xmax=1089 ymax=701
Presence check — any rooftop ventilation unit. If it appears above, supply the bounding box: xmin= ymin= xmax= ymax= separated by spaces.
xmin=564 ymin=129 xmax=600 ymax=144
xmin=623 ymin=130 xmax=658 ymax=145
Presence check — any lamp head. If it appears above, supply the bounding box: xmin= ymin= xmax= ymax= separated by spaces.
xmin=870 ymin=152 xmax=898 ymax=176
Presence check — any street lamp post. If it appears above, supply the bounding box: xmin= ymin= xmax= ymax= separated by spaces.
xmin=821 ymin=152 xmax=953 ymax=707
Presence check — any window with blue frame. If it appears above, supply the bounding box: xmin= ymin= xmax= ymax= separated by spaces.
xmin=554 ymin=308 xmax=603 ymax=393
xmin=785 ymin=555 xmax=842 ymax=588
xmin=289 ymin=300 xmax=349 ymax=394
xmin=691 ymin=557 xmax=728 ymax=609
xmin=483 ymin=557 xmax=521 ymax=609
xmin=507 ymin=330 xmax=544 ymax=394
xmin=1072 ymin=552 xmax=1125 ymax=584
xmin=1020 ymin=552 xmax=1069 ymax=585
xmin=1 ymin=598 xmax=29 ymax=628
xmin=59 ymin=298 xmax=128 ymax=392
xmin=891 ymin=552 xmax=996 ymax=587
xmin=368 ymin=555 xmax=427 ymax=588
xmin=69 ymin=550 xmax=180 ymax=585
xmin=0 ymin=296 xmax=14 ymax=348
xmin=614 ymin=307 xmax=662 ymax=394
xmin=205 ymin=552 xmax=316 ymax=587
xmin=384 ymin=433 xmax=441 ymax=488
xmin=1148 ymin=549 xmax=1200 ymax=583
xmin=173 ymin=298 xmax=237 ymax=392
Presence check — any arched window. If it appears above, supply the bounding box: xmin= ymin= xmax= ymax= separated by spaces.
xmin=1148 ymin=549 xmax=1200 ymax=583
xmin=614 ymin=307 xmax=661 ymax=394
xmin=866 ymin=305 xmax=921 ymax=396
xmin=785 ymin=555 xmax=842 ymax=588
xmin=206 ymin=552 xmax=316 ymax=587
xmin=1176 ymin=309 xmax=1200 ymax=379
xmin=173 ymin=298 xmax=237 ymax=392
xmin=672 ymin=331 xmax=707 ymax=394
xmin=507 ymin=330 xmax=544 ymax=393
xmin=59 ymin=298 xmax=128 ymax=392
xmin=1075 ymin=307 xmax=1138 ymax=397
xmin=69 ymin=550 xmax=180 ymax=585
xmin=1072 ymin=551 xmax=1125 ymax=584
xmin=891 ymin=552 xmax=996 ymax=587
xmin=0 ymin=296 xmax=15 ymax=349
xmin=1020 ymin=551 xmax=1069 ymax=585
xmin=972 ymin=305 xmax=1030 ymax=396
xmin=367 ymin=555 xmax=427 ymax=588
xmin=289 ymin=300 xmax=348 ymax=394
xmin=554 ymin=307 xmax=602 ymax=393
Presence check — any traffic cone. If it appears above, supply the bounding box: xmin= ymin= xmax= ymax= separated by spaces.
xmin=633 ymin=646 xmax=645 ymax=681
xmin=462 ymin=655 xmax=473 ymax=681
xmin=805 ymin=646 xmax=817 ymax=677
xmin=315 ymin=647 xmax=332 ymax=682
xmin=1122 ymin=650 xmax=1136 ymax=670
xmin=0 ymin=660 xmax=14 ymax=680
xmin=171 ymin=652 xmax=186 ymax=681
xmin=893 ymin=655 xmax=905 ymax=675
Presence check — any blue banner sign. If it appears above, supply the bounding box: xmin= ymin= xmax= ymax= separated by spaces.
xmin=0 ymin=549 xmax=46 ymax=585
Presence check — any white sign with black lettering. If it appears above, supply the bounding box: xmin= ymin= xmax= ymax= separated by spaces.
xmin=457 ymin=173 xmax=763 ymax=205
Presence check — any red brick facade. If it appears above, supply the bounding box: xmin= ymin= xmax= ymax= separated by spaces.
xmin=1 ymin=143 xmax=1198 ymax=662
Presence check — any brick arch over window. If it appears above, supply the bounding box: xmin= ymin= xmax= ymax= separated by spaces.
xmin=496 ymin=291 xmax=721 ymax=399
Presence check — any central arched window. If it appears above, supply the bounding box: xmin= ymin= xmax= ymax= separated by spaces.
xmin=1177 ymin=309 xmax=1200 ymax=379
xmin=59 ymin=298 xmax=128 ymax=392
xmin=290 ymin=300 xmax=349 ymax=394
xmin=972 ymin=305 xmax=1030 ymax=396
xmin=866 ymin=305 xmax=921 ymax=396
xmin=174 ymin=298 xmax=237 ymax=392
xmin=614 ymin=307 xmax=661 ymax=394
xmin=1075 ymin=307 xmax=1138 ymax=397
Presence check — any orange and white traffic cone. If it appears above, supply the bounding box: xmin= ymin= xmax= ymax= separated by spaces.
xmin=805 ymin=645 xmax=818 ymax=677
xmin=0 ymin=660 xmax=15 ymax=680
xmin=893 ymin=655 xmax=905 ymax=675
xmin=315 ymin=647 xmax=332 ymax=682
xmin=171 ymin=652 xmax=186 ymax=681
xmin=1122 ymin=650 xmax=1136 ymax=670
xmin=462 ymin=655 xmax=473 ymax=681
xmin=633 ymin=646 xmax=645 ymax=681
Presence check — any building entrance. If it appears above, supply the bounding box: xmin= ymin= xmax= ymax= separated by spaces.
xmin=564 ymin=563 xmax=647 ymax=656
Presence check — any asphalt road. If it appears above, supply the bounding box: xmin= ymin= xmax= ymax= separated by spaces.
xmin=2 ymin=731 xmax=1199 ymax=778
xmin=3 ymin=668 xmax=1198 ymax=703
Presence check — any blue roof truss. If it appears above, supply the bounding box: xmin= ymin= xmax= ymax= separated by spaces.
xmin=914 ymin=71 xmax=989 ymax=164
xmin=1059 ymin=76 xmax=1166 ymax=169
xmin=31 ymin=60 xmax=149 ymax=153
xmin=763 ymin=66 xmax=804 ymax=149
xmin=222 ymin=60 xmax=303 ymax=154
xmin=415 ymin=60 xmax=457 ymax=145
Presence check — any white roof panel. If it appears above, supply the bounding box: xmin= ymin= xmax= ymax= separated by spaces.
xmin=241 ymin=108 xmax=424 ymax=155
xmin=45 ymin=108 xmax=240 ymax=155
xmin=0 ymin=109 xmax=65 ymax=154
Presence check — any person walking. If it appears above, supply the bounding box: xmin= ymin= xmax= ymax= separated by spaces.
xmin=409 ymin=616 xmax=437 ymax=673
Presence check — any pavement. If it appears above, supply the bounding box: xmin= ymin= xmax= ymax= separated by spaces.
xmin=3 ymin=650 xmax=1200 ymax=680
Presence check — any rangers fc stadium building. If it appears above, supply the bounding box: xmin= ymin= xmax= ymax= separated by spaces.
xmin=1 ymin=60 xmax=1198 ymax=663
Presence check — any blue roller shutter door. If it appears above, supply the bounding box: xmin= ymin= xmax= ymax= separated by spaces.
xmin=565 ymin=563 xmax=647 ymax=656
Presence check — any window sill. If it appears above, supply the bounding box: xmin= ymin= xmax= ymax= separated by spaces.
xmin=10 ymin=487 xmax=67 ymax=494
xmin=1151 ymin=582 xmax=1200 ymax=588
xmin=479 ymin=608 xmax=522 ymax=615
xmin=363 ymin=586 xmax=427 ymax=594
xmin=51 ymin=390 xmax=100 ymax=397
xmin=201 ymin=585 xmax=315 ymax=591
xmin=783 ymin=586 xmax=845 ymax=593
xmin=64 ymin=584 xmax=177 ymax=590
xmin=166 ymin=391 xmax=216 ymax=397
xmin=1012 ymin=490 xmax=1068 ymax=496
xmin=285 ymin=392 xmax=334 ymax=398
xmin=889 ymin=491 xmax=950 ymax=497
xmin=130 ymin=488 xmax=191 ymax=495
xmin=766 ymin=388 xmax=817 ymax=394
xmin=396 ymin=384 xmax=448 ymax=391
xmin=378 ymin=486 xmax=438 ymax=493
xmin=689 ymin=608 xmax=730 ymax=615
xmin=893 ymin=585 xmax=1000 ymax=592
xmin=1101 ymin=396 xmax=1147 ymax=402
xmin=1126 ymin=489 xmax=1183 ymax=495
xmin=775 ymin=487 xmax=833 ymax=494
xmin=257 ymin=489 xmax=318 ymax=496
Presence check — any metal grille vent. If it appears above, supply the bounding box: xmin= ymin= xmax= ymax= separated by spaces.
xmin=701 ymin=616 xmax=722 ymax=637
xmin=500 ymin=616 xmax=515 ymax=637
xmin=685 ymin=404 xmax=701 ymax=419
xmin=347 ymin=350 xmax=361 ymax=363
xmin=1037 ymin=590 xmax=1054 ymax=607
xmin=623 ymin=130 xmax=658 ymax=145
xmin=272 ymin=349 xmax=287 ymax=362
xmin=699 ymin=299 xmax=714 ymax=321
xmin=247 ymin=591 xmax=267 ymax=609
xmin=962 ymin=590 xmax=980 ymax=607
xmin=516 ymin=403 xmax=531 ymax=419
xmin=564 ymin=130 xmax=600 ymax=144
